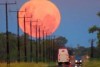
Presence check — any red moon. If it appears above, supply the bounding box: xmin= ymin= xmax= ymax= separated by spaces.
xmin=18 ymin=0 xmax=61 ymax=38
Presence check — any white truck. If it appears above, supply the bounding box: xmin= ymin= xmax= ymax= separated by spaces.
xmin=58 ymin=48 xmax=70 ymax=66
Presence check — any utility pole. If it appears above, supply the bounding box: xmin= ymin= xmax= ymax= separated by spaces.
xmin=23 ymin=15 xmax=32 ymax=62
xmin=9 ymin=10 xmax=25 ymax=62
xmin=23 ymin=16 xmax=27 ymax=62
xmin=30 ymin=20 xmax=33 ymax=62
xmin=52 ymin=35 xmax=55 ymax=61
xmin=29 ymin=20 xmax=38 ymax=63
xmin=49 ymin=35 xmax=51 ymax=62
xmin=51 ymin=35 xmax=53 ymax=62
xmin=26 ymin=19 xmax=39 ymax=62
xmin=45 ymin=32 xmax=48 ymax=62
xmin=42 ymin=27 xmax=46 ymax=62
xmin=10 ymin=9 xmax=33 ymax=62
xmin=42 ymin=29 xmax=45 ymax=62
xmin=11 ymin=5 xmax=35 ymax=62
xmin=35 ymin=23 xmax=38 ymax=63
xmin=45 ymin=30 xmax=51 ymax=62
xmin=32 ymin=20 xmax=40 ymax=63
xmin=48 ymin=31 xmax=52 ymax=62
xmin=90 ymin=39 xmax=95 ymax=58
xmin=48 ymin=35 xmax=51 ymax=62
xmin=49 ymin=35 xmax=53 ymax=62
xmin=42 ymin=28 xmax=49 ymax=62
xmin=18 ymin=13 xmax=32 ymax=62
xmin=0 ymin=2 xmax=16 ymax=67
xmin=38 ymin=24 xmax=43 ymax=62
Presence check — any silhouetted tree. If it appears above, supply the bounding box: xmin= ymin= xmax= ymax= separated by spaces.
xmin=55 ymin=36 xmax=68 ymax=47
xmin=97 ymin=12 xmax=100 ymax=17
xmin=88 ymin=12 xmax=100 ymax=58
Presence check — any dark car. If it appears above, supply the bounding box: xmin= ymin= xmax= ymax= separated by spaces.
xmin=75 ymin=56 xmax=82 ymax=64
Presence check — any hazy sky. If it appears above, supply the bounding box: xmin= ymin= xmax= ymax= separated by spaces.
xmin=0 ymin=0 xmax=100 ymax=47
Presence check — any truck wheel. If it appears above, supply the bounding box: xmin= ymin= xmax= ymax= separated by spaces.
xmin=58 ymin=62 xmax=62 ymax=66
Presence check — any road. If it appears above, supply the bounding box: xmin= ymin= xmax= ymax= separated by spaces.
xmin=48 ymin=59 xmax=83 ymax=67
xmin=48 ymin=64 xmax=82 ymax=67
xmin=48 ymin=56 xmax=86 ymax=67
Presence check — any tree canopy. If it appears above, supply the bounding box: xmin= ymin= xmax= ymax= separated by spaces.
xmin=97 ymin=12 xmax=100 ymax=17
xmin=55 ymin=36 xmax=68 ymax=46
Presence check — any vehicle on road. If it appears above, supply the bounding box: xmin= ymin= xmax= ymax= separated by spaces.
xmin=75 ymin=55 xmax=82 ymax=67
xmin=58 ymin=48 xmax=70 ymax=67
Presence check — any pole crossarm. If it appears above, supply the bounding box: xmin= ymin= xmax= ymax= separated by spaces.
xmin=0 ymin=2 xmax=16 ymax=5
xmin=9 ymin=10 xmax=25 ymax=13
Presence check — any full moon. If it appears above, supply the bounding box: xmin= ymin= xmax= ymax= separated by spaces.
xmin=18 ymin=0 xmax=61 ymax=38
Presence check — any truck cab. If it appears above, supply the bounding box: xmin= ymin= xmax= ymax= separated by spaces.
xmin=58 ymin=48 xmax=70 ymax=66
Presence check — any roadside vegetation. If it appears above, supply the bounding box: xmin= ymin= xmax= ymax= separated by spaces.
xmin=0 ymin=62 xmax=49 ymax=67
xmin=83 ymin=58 xmax=100 ymax=67
xmin=0 ymin=62 xmax=57 ymax=67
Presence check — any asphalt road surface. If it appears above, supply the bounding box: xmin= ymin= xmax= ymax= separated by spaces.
xmin=48 ymin=61 xmax=83 ymax=67
xmin=48 ymin=64 xmax=82 ymax=67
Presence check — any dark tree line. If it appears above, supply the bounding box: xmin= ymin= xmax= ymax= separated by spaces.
xmin=0 ymin=32 xmax=68 ymax=62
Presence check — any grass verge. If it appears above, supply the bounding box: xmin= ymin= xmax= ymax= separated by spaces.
xmin=83 ymin=58 xmax=100 ymax=67
xmin=0 ymin=62 xmax=48 ymax=67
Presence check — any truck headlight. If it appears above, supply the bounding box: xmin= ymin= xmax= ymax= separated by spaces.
xmin=75 ymin=60 xmax=78 ymax=62
xmin=80 ymin=60 xmax=82 ymax=62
